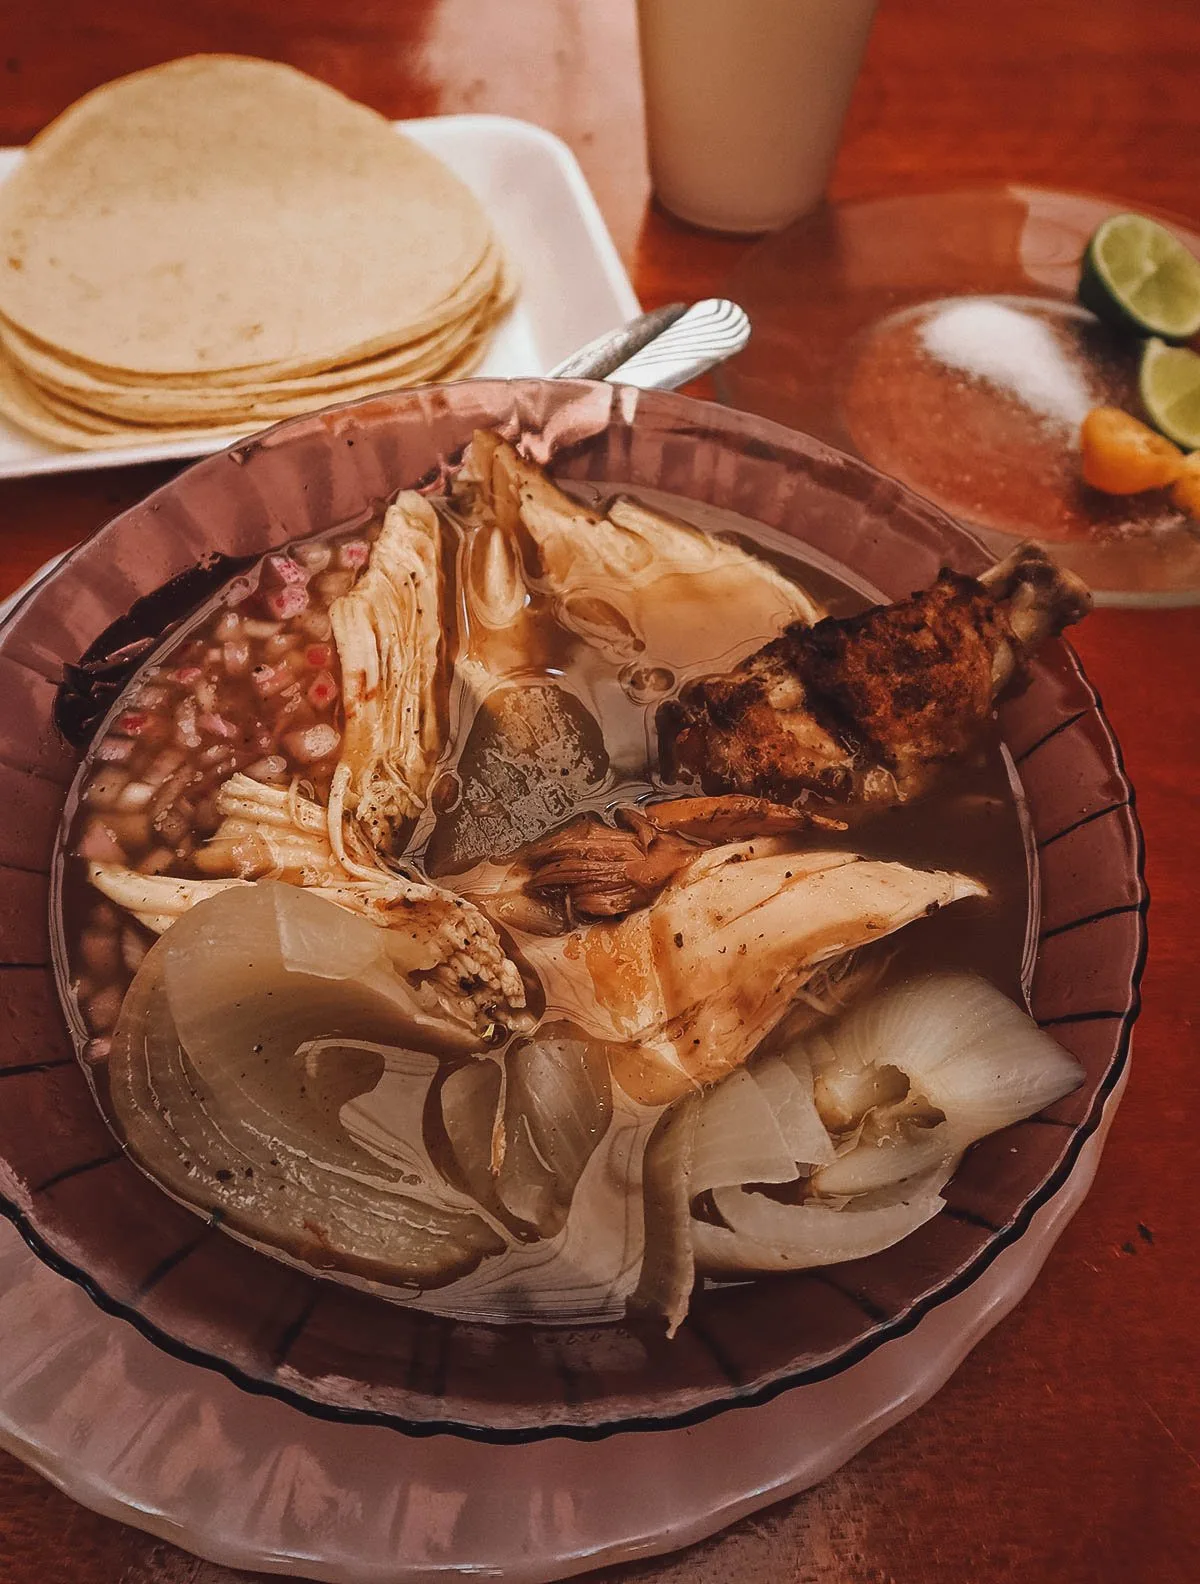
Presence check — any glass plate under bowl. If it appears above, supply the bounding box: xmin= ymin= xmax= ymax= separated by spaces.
xmin=0 ymin=379 xmax=1145 ymax=1443
xmin=716 ymin=184 xmax=1200 ymax=606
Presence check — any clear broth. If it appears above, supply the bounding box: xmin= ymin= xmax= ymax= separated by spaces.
xmin=55 ymin=481 xmax=1034 ymax=1302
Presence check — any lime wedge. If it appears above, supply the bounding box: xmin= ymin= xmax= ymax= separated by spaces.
xmin=1079 ymin=213 xmax=1200 ymax=341
xmin=1139 ymin=338 xmax=1200 ymax=449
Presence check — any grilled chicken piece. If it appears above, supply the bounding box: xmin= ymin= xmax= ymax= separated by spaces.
xmin=660 ymin=544 xmax=1091 ymax=809
xmin=522 ymin=844 xmax=986 ymax=1105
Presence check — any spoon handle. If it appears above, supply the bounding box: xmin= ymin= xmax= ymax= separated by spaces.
xmin=547 ymin=298 xmax=751 ymax=391
xmin=547 ymin=303 xmax=688 ymax=381
xmin=604 ymin=299 xmax=752 ymax=391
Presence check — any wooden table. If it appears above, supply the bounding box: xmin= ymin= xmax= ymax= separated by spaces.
xmin=1 ymin=2 xmax=1197 ymax=1580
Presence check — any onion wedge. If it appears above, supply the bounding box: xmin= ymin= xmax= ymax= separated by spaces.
xmin=807 ymin=973 xmax=1085 ymax=1197
xmin=693 ymin=1178 xmax=949 ymax=1275
xmin=108 ymin=883 xmax=509 ymax=1287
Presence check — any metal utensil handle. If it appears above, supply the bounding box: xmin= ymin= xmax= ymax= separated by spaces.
xmin=547 ymin=302 xmax=688 ymax=381
xmin=602 ymin=299 xmax=751 ymax=391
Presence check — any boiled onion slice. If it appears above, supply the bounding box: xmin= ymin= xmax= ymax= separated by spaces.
xmin=441 ymin=1027 xmax=614 ymax=1239
xmin=634 ymin=1095 xmax=700 ymax=1335
xmin=747 ymin=1050 xmax=835 ymax=1169
xmin=108 ymin=882 xmax=506 ymax=1288
xmin=409 ymin=1086 xmax=661 ymax=1324
xmin=689 ymin=973 xmax=1084 ymax=1282
xmin=690 ymin=1067 xmax=800 ymax=1194
xmin=807 ymin=973 xmax=1085 ymax=1198
xmin=693 ymin=1178 xmax=949 ymax=1275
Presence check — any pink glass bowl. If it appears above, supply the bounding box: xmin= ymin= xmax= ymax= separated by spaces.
xmin=0 ymin=380 xmax=1145 ymax=1440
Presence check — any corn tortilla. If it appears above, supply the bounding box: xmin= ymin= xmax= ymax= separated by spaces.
xmin=0 ymin=325 xmax=495 ymax=448
xmin=0 ymin=56 xmax=502 ymax=379
xmin=0 ymin=240 xmax=514 ymax=398
xmin=1 ymin=275 xmax=511 ymax=424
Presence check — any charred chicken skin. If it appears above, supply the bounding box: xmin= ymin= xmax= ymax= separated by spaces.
xmin=659 ymin=544 xmax=1091 ymax=809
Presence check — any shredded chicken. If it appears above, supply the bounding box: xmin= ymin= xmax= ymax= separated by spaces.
xmin=640 ymin=795 xmax=845 ymax=842
xmin=194 ymin=775 xmax=343 ymax=885
xmin=328 ymin=491 xmax=445 ymax=851
xmin=660 ymin=543 xmax=1091 ymax=808
xmin=97 ymin=772 xmax=530 ymax=1030
xmin=449 ymin=794 xmax=843 ymax=935
xmin=87 ymin=863 xmax=248 ymax=936
xmin=490 ymin=794 xmax=844 ymax=929
xmin=91 ymin=855 xmax=528 ymax=1034
xmin=457 ymin=432 xmax=822 ymax=672
xmin=521 ymin=844 xmax=986 ymax=1104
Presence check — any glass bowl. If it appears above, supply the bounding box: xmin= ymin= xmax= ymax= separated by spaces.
xmin=717 ymin=185 xmax=1200 ymax=606
xmin=0 ymin=379 xmax=1145 ymax=1440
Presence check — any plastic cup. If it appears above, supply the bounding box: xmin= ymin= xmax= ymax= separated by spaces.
xmin=636 ymin=0 xmax=879 ymax=235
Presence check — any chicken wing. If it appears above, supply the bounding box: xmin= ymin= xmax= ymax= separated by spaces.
xmin=659 ymin=543 xmax=1091 ymax=808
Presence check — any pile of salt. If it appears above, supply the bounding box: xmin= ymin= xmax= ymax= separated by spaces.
xmin=919 ymin=300 xmax=1094 ymax=431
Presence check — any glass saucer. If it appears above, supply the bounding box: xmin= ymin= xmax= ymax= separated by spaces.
xmin=717 ymin=185 xmax=1200 ymax=605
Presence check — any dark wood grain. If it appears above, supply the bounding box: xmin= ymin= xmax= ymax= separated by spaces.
xmin=1 ymin=2 xmax=1198 ymax=1581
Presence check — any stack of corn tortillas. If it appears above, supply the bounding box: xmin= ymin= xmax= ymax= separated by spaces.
xmin=0 ymin=56 xmax=514 ymax=449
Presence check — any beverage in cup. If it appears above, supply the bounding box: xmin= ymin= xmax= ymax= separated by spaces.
xmin=636 ymin=0 xmax=880 ymax=234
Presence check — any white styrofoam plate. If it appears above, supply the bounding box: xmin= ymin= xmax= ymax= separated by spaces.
xmin=0 ymin=114 xmax=641 ymax=480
